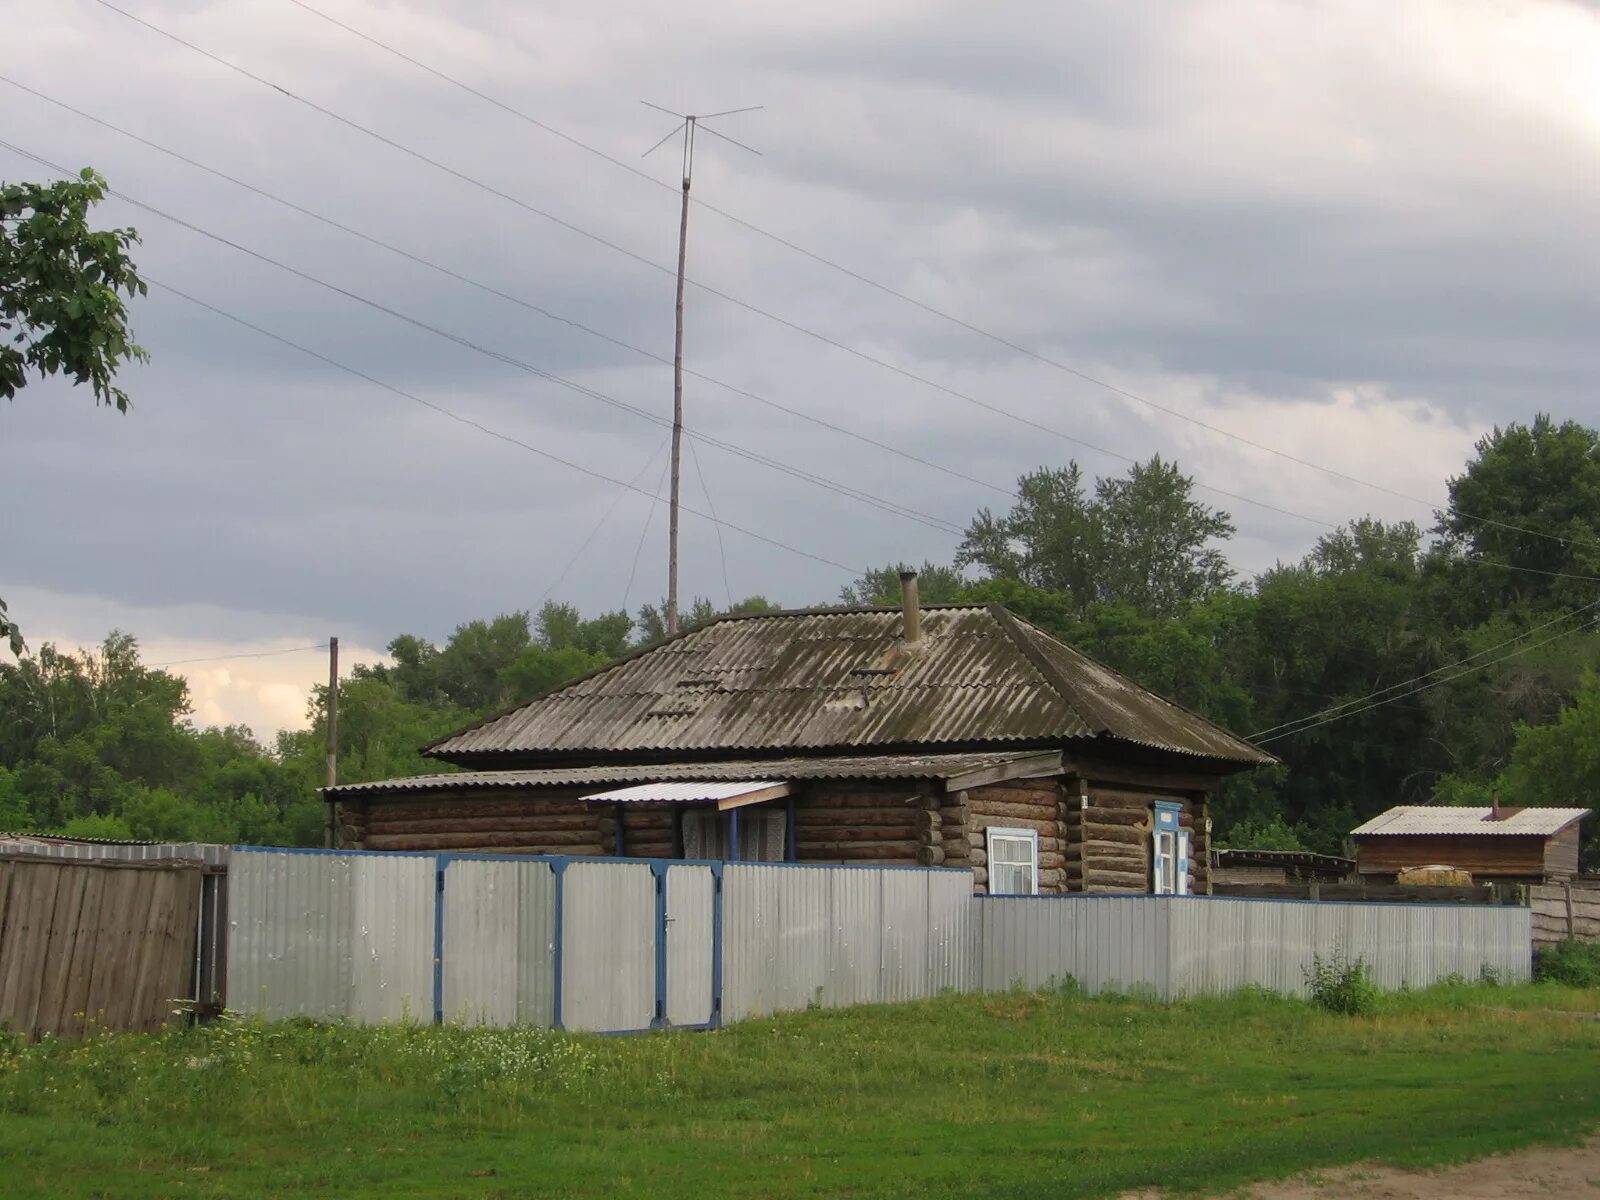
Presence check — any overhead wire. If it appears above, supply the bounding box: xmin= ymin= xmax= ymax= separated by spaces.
xmin=624 ymin=454 xmax=674 ymax=614
xmin=276 ymin=0 xmax=1600 ymax=558
xmin=0 ymin=138 xmax=959 ymax=537
xmin=1250 ymin=600 xmax=1600 ymax=744
xmin=81 ymin=1 xmax=1367 ymax=534
xmin=138 ymin=275 xmax=866 ymax=576
xmin=687 ymin=436 xmax=735 ymax=610
xmin=0 ymin=75 xmax=1012 ymax=503
xmin=539 ymin=434 xmax=670 ymax=607
xmin=145 ymin=643 xmax=329 ymax=669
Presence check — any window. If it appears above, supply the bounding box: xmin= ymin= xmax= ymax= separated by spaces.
xmin=1152 ymin=802 xmax=1189 ymax=895
xmin=987 ymin=827 xmax=1039 ymax=895
xmin=679 ymin=807 xmax=786 ymax=861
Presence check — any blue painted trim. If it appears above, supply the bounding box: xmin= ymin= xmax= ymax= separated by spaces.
xmin=650 ymin=861 xmax=669 ymax=1029
xmin=432 ymin=856 xmax=446 ymax=1024
xmin=784 ymin=796 xmax=797 ymax=862
xmin=968 ymin=892 xmax=1519 ymax=912
xmin=716 ymin=859 xmax=970 ymax=874
xmin=710 ymin=862 xmax=724 ymax=1029
xmin=727 ymin=809 xmax=741 ymax=862
xmin=234 ymin=845 xmax=968 ymax=873
xmin=551 ymin=859 xmax=568 ymax=1030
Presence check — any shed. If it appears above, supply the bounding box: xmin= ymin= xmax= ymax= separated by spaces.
xmin=1352 ymin=805 xmax=1590 ymax=883
xmin=328 ymin=579 xmax=1274 ymax=895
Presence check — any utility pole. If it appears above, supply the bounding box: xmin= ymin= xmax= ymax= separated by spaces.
xmin=641 ymin=102 xmax=761 ymax=635
xmin=324 ymin=636 xmax=339 ymax=849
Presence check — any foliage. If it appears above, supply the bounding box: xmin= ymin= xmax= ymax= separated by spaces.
xmin=1304 ymin=951 xmax=1379 ymax=1015
xmin=1534 ymin=939 xmax=1600 ymax=988
xmin=3 ymin=987 xmax=1599 ymax=1198
xmin=1435 ymin=415 xmax=1600 ymax=615
xmin=839 ymin=561 xmax=969 ymax=607
xmin=0 ymin=169 xmax=147 ymax=412
xmin=1218 ymin=814 xmax=1307 ymax=852
xmin=958 ymin=455 xmax=1234 ymax=618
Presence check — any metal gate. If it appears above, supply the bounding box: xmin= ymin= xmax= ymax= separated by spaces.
xmin=664 ymin=864 xmax=717 ymax=1027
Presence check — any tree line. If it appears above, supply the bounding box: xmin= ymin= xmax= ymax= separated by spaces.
xmin=5 ymin=170 xmax=1598 ymax=863
xmin=4 ymin=415 xmax=1598 ymax=863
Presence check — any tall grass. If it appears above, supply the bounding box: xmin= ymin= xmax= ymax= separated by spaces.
xmin=3 ymin=984 xmax=1599 ymax=1199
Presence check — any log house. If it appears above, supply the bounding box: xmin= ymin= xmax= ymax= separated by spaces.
xmin=329 ymin=576 xmax=1273 ymax=894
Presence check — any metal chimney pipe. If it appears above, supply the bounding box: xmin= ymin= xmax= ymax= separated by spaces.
xmin=899 ymin=570 xmax=922 ymax=645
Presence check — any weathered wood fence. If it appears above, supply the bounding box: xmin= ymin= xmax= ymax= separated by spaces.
xmin=1531 ymin=879 xmax=1600 ymax=946
xmin=0 ymin=855 xmax=207 ymax=1039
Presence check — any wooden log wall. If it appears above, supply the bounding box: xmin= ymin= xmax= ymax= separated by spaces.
xmin=1531 ymin=879 xmax=1600 ymax=947
xmin=965 ymin=777 xmax=1064 ymax=893
xmin=1070 ymin=786 xmax=1209 ymax=895
xmin=357 ymin=791 xmax=607 ymax=856
xmin=792 ymin=785 xmax=922 ymax=864
xmin=1357 ymin=834 xmax=1548 ymax=879
xmin=0 ymin=855 xmax=204 ymax=1040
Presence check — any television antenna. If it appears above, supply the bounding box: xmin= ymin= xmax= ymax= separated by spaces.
xmin=640 ymin=101 xmax=762 ymax=635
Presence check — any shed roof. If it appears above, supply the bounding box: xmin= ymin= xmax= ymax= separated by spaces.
xmin=424 ymin=604 xmax=1272 ymax=768
xmin=1351 ymin=806 xmax=1590 ymax=838
xmin=323 ymin=750 xmax=1062 ymax=800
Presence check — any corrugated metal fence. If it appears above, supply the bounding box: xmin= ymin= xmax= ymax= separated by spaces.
xmin=979 ymin=894 xmax=1531 ymax=998
xmin=222 ymin=849 xmax=1532 ymax=1032
xmin=225 ymin=850 xmax=976 ymax=1032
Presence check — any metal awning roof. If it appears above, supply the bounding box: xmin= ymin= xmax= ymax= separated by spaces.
xmin=581 ymin=780 xmax=790 ymax=810
xmin=1352 ymin=806 xmax=1590 ymax=837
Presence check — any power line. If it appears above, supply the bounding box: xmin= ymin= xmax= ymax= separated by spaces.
xmin=687 ymin=435 xmax=735 ymax=611
xmin=142 ymin=277 xmax=864 ymax=575
xmin=275 ymin=0 xmax=1597 ymax=558
xmin=625 ymin=454 xmax=674 ymax=614
xmin=80 ymin=2 xmax=1362 ymax=534
xmin=0 ymin=138 xmax=959 ymax=537
xmin=1251 ymin=602 xmax=1600 ymax=745
xmin=539 ymin=435 xmax=670 ymax=607
xmin=146 ymin=643 xmax=329 ymax=670
xmin=1248 ymin=602 xmax=1596 ymax=739
xmin=0 ymin=75 xmax=1011 ymax=505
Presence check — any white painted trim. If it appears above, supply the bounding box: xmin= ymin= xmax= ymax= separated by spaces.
xmin=986 ymin=826 xmax=1040 ymax=896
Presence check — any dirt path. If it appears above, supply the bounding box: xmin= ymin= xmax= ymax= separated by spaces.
xmin=1224 ymin=1137 xmax=1600 ymax=1198
xmin=1120 ymin=1137 xmax=1600 ymax=1199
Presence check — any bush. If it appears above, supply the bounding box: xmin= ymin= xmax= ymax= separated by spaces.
xmin=1534 ymin=939 xmax=1600 ymax=987
xmin=1305 ymin=951 xmax=1378 ymax=1015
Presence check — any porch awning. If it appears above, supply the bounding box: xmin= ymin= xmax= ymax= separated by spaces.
xmin=580 ymin=780 xmax=790 ymax=811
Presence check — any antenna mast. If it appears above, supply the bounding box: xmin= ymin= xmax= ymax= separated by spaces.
xmin=641 ymin=102 xmax=761 ymax=635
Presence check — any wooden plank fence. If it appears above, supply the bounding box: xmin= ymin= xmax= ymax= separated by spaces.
xmin=1531 ymin=879 xmax=1600 ymax=947
xmin=0 ymin=854 xmax=205 ymax=1039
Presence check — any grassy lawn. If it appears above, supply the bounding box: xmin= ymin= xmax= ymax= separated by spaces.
xmin=3 ymin=984 xmax=1599 ymax=1199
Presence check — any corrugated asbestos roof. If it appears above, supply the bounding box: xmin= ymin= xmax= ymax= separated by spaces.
xmin=1352 ymin=806 xmax=1590 ymax=837
xmin=425 ymin=605 xmax=1272 ymax=767
xmin=323 ymin=750 xmax=1055 ymax=799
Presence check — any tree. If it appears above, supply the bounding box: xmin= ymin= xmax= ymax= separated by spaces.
xmin=956 ymin=457 xmax=1235 ymax=618
xmin=838 ymin=562 xmax=968 ymax=607
xmin=634 ymin=595 xmax=779 ymax=645
xmin=1476 ymin=670 xmax=1600 ymax=867
xmin=1434 ymin=416 xmax=1600 ymax=613
xmin=1 ymin=169 xmax=148 ymax=654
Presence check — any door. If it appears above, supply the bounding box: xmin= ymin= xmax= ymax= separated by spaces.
xmin=664 ymin=865 xmax=715 ymax=1026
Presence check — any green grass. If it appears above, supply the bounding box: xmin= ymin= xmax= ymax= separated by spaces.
xmin=4 ymin=984 xmax=1599 ymax=1199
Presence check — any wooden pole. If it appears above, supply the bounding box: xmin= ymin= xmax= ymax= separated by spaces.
xmin=324 ymin=636 xmax=339 ymax=849
xmin=666 ymin=119 xmax=694 ymax=637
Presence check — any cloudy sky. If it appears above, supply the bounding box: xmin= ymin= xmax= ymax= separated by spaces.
xmin=4 ymin=0 xmax=1598 ymax=738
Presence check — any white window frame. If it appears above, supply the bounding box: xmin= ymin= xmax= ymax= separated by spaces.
xmin=1152 ymin=802 xmax=1189 ymax=896
xmin=987 ymin=826 xmax=1040 ymax=896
